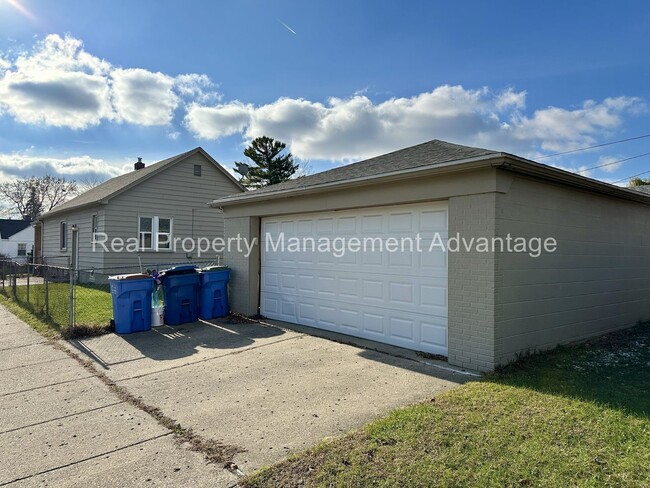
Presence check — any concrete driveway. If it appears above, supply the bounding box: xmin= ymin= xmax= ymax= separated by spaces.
xmin=0 ymin=305 xmax=236 ymax=487
xmin=2 ymin=306 xmax=470 ymax=487
xmin=70 ymin=317 xmax=469 ymax=474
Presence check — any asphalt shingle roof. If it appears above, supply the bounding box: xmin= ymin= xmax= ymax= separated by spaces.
xmin=630 ymin=185 xmax=650 ymax=195
xmin=40 ymin=147 xmax=241 ymax=219
xmin=215 ymin=139 xmax=499 ymax=204
xmin=0 ymin=219 xmax=31 ymax=239
xmin=41 ymin=150 xmax=194 ymax=218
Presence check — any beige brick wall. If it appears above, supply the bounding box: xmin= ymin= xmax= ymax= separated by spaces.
xmin=224 ymin=216 xmax=260 ymax=316
xmin=447 ymin=193 xmax=497 ymax=371
xmin=494 ymin=174 xmax=650 ymax=364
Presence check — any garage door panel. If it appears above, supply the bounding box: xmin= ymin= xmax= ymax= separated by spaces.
xmin=363 ymin=312 xmax=385 ymax=335
xmin=421 ymin=322 xmax=448 ymax=348
xmin=263 ymin=290 xmax=447 ymax=354
xmin=264 ymin=268 xmax=446 ymax=315
xmin=261 ymin=202 xmax=448 ymax=355
xmin=420 ymin=209 xmax=447 ymax=231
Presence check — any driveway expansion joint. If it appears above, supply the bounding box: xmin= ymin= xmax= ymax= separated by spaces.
xmin=53 ymin=339 xmax=246 ymax=468
xmin=0 ymin=432 xmax=173 ymax=486
xmin=0 ymin=374 xmax=96 ymax=397
xmin=0 ymin=400 xmax=125 ymax=435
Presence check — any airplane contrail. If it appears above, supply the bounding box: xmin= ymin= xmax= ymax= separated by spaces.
xmin=278 ymin=19 xmax=297 ymax=35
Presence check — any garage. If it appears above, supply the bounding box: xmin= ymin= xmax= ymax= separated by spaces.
xmin=260 ymin=202 xmax=449 ymax=355
xmin=215 ymin=139 xmax=650 ymax=372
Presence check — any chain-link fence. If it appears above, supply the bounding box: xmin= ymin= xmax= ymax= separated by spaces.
xmin=1 ymin=258 xmax=217 ymax=337
xmin=1 ymin=258 xmax=70 ymax=333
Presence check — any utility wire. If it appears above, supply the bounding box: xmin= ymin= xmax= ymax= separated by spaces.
xmin=612 ymin=169 xmax=650 ymax=185
xmin=574 ymin=151 xmax=650 ymax=174
xmin=536 ymin=133 xmax=650 ymax=159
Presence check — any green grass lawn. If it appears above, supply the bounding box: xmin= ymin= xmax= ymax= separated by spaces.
xmin=5 ymin=282 xmax=113 ymax=336
xmin=243 ymin=325 xmax=650 ymax=487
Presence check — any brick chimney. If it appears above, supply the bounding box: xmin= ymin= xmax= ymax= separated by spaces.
xmin=134 ymin=157 xmax=145 ymax=171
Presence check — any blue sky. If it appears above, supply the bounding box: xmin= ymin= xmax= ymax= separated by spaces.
xmin=0 ymin=0 xmax=649 ymax=185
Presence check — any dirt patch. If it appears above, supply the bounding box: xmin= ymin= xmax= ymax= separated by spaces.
xmin=416 ymin=351 xmax=448 ymax=361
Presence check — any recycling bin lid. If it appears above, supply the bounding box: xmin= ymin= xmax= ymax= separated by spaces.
xmin=109 ymin=273 xmax=151 ymax=281
xmin=200 ymin=266 xmax=230 ymax=272
xmin=160 ymin=265 xmax=198 ymax=276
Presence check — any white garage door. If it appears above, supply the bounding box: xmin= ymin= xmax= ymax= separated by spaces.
xmin=260 ymin=202 xmax=448 ymax=355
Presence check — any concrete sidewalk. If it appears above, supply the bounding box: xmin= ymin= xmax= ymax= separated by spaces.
xmin=0 ymin=305 xmax=237 ymax=487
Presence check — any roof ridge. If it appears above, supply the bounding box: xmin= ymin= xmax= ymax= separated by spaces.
xmin=215 ymin=138 xmax=497 ymax=202
xmin=38 ymin=147 xmax=209 ymax=219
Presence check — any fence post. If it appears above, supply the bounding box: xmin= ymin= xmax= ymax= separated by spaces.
xmin=1 ymin=260 xmax=4 ymax=290
xmin=69 ymin=225 xmax=78 ymax=331
xmin=12 ymin=261 xmax=17 ymax=298
xmin=26 ymin=264 xmax=30 ymax=304
xmin=44 ymin=264 xmax=49 ymax=319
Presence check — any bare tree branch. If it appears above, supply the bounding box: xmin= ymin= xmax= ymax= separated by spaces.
xmin=0 ymin=175 xmax=77 ymax=219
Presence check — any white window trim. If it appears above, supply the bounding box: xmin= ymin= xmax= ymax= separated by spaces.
xmin=91 ymin=214 xmax=98 ymax=243
xmin=60 ymin=221 xmax=67 ymax=250
xmin=138 ymin=216 xmax=173 ymax=252
xmin=17 ymin=243 xmax=27 ymax=256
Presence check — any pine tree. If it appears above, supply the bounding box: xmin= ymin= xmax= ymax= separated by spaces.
xmin=234 ymin=136 xmax=298 ymax=189
xmin=629 ymin=177 xmax=650 ymax=187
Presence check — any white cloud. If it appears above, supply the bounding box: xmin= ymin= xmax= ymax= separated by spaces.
xmin=0 ymin=34 xmax=219 ymax=129
xmin=111 ymin=68 xmax=178 ymax=125
xmin=595 ymin=155 xmax=624 ymax=173
xmin=0 ymin=150 xmax=122 ymax=181
xmin=0 ymin=35 xmax=113 ymax=128
xmin=185 ymin=86 xmax=644 ymax=162
xmin=511 ymin=97 xmax=644 ymax=152
xmin=0 ymin=57 xmax=11 ymax=72
xmin=184 ymin=101 xmax=253 ymax=139
xmin=0 ymin=34 xmax=646 ymax=172
xmin=175 ymin=73 xmax=220 ymax=104
xmin=495 ymin=88 xmax=526 ymax=111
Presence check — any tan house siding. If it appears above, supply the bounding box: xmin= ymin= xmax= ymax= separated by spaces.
xmin=42 ymin=207 xmax=105 ymax=270
xmin=224 ymin=216 xmax=260 ymax=316
xmin=101 ymin=153 xmax=240 ymax=268
xmin=447 ymin=193 xmax=497 ymax=371
xmin=494 ymin=173 xmax=650 ymax=365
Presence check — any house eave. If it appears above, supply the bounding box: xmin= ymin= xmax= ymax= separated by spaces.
xmin=497 ymin=155 xmax=650 ymax=206
xmin=209 ymin=152 xmax=650 ymax=209
xmin=209 ymin=153 xmax=507 ymax=208
xmin=36 ymin=200 xmax=106 ymax=221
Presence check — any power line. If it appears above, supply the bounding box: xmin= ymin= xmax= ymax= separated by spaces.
xmin=574 ymin=151 xmax=650 ymax=174
xmin=536 ymin=133 xmax=650 ymax=159
xmin=612 ymin=169 xmax=650 ymax=185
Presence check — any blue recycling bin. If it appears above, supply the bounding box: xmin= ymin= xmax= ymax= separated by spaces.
xmin=108 ymin=274 xmax=154 ymax=334
xmin=160 ymin=265 xmax=200 ymax=325
xmin=199 ymin=267 xmax=231 ymax=320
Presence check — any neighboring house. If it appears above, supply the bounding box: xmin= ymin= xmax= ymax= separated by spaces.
xmin=36 ymin=147 xmax=244 ymax=277
xmin=212 ymin=139 xmax=650 ymax=372
xmin=0 ymin=219 xmax=34 ymax=261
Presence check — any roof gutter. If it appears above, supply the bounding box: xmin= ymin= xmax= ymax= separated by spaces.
xmin=210 ymin=151 xmax=650 ymax=208
xmin=210 ymin=153 xmax=506 ymax=207
xmin=35 ymin=199 xmax=109 ymax=222
xmin=495 ymin=155 xmax=650 ymax=206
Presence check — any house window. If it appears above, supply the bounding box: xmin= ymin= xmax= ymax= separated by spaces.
xmin=157 ymin=218 xmax=172 ymax=250
xmin=91 ymin=214 xmax=98 ymax=241
xmin=139 ymin=216 xmax=173 ymax=251
xmin=60 ymin=221 xmax=67 ymax=249
xmin=139 ymin=217 xmax=153 ymax=250
xmin=17 ymin=243 xmax=27 ymax=257
xmin=194 ymin=164 xmax=202 ymax=176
